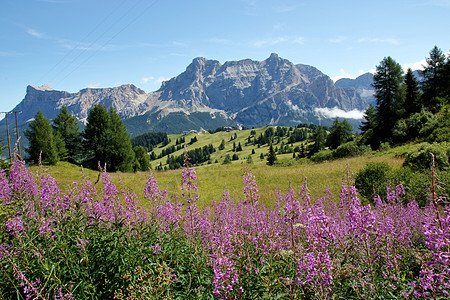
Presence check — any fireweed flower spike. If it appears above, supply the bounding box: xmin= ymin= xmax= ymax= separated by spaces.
xmin=1 ymin=150 xmax=448 ymax=298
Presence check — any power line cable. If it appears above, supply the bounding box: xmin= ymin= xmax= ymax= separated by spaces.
xmin=51 ymin=0 xmax=147 ymax=86
xmin=56 ymin=0 xmax=160 ymax=87
xmin=38 ymin=0 xmax=127 ymax=85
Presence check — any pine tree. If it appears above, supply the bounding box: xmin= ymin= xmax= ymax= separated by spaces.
xmin=403 ymin=68 xmax=422 ymax=117
xmin=373 ymin=56 xmax=404 ymax=146
xmin=326 ymin=118 xmax=353 ymax=149
xmin=266 ymin=143 xmax=277 ymax=165
xmin=441 ymin=56 xmax=450 ymax=102
xmin=308 ymin=126 xmax=327 ymax=156
xmin=218 ymin=139 xmax=225 ymax=150
xmin=82 ymin=105 xmax=135 ymax=172
xmin=52 ymin=105 xmax=81 ymax=163
xmin=25 ymin=109 xmax=58 ymax=165
xmin=133 ymin=146 xmax=150 ymax=171
xmin=82 ymin=104 xmax=110 ymax=170
xmin=107 ymin=107 xmax=135 ymax=172
xmin=421 ymin=46 xmax=447 ymax=111
xmin=360 ymin=104 xmax=377 ymax=148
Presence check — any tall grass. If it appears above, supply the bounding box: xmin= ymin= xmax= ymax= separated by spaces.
xmin=2 ymin=154 xmax=448 ymax=299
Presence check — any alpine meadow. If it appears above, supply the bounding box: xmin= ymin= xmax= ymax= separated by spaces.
xmin=1 ymin=42 xmax=450 ymax=299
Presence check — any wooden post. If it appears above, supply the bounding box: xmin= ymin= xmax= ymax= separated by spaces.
xmin=14 ymin=111 xmax=22 ymax=157
xmin=4 ymin=113 xmax=12 ymax=163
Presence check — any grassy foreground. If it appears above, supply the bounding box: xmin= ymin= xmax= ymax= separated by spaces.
xmin=3 ymin=148 xmax=449 ymax=299
xmin=31 ymin=152 xmax=405 ymax=207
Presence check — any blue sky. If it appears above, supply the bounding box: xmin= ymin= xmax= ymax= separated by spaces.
xmin=1 ymin=0 xmax=449 ymax=117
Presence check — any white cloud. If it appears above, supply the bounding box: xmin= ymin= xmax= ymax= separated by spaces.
xmin=314 ymin=107 xmax=365 ymax=119
xmin=358 ymin=37 xmax=399 ymax=45
xmin=274 ymin=5 xmax=298 ymax=13
xmin=329 ymin=35 xmax=347 ymax=43
xmin=402 ymin=59 xmax=427 ymax=72
xmin=87 ymin=81 xmax=101 ymax=88
xmin=402 ymin=51 xmax=450 ymax=72
xmin=155 ymin=76 xmax=170 ymax=84
xmin=252 ymin=36 xmax=304 ymax=47
xmin=430 ymin=0 xmax=450 ymax=7
xmin=332 ymin=69 xmax=355 ymax=82
xmin=140 ymin=76 xmax=169 ymax=86
xmin=332 ymin=69 xmax=375 ymax=82
xmin=37 ymin=0 xmax=70 ymax=3
xmin=26 ymin=28 xmax=46 ymax=38
xmin=0 ymin=51 xmax=24 ymax=57
xmin=209 ymin=38 xmax=232 ymax=44
xmin=140 ymin=76 xmax=154 ymax=84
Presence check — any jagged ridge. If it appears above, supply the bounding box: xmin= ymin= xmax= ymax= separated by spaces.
xmin=2 ymin=54 xmax=374 ymax=135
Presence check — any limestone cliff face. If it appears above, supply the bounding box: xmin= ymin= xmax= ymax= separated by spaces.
xmin=9 ymin=84 xmax=148 ymax=124
xmin=15 ymin=85 xmax=71 ymax=123
xmin=335 ymin=73 xmax=375 ymax=107
xmin=4 ymin=54 xmax=371 ymax=134
xmin=59 ymin=84 xmax=148 ymax=123
xmin=154 ymin=53 xmax=368 ymax=127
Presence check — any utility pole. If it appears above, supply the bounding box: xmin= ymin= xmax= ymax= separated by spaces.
xmin=1 ymin=112 xmax=12 ymax=163
xmin=13 ymin=111 xmax=22 ymax=157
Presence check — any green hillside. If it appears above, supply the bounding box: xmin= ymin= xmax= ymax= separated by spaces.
xmin=29 ymin=129 xmax=408 ymax=207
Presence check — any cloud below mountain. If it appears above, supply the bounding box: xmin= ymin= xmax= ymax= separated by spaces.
xmin=314 ymin=107 xmax=365 ymax=119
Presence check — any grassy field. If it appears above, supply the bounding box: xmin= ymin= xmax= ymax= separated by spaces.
xmin=28 ymin=127 xmax=424 ymax=207
xmin=31 ymin=151 xmax=405 ymax=208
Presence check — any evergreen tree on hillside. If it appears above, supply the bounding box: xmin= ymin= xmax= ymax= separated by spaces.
xmin=326 ymin=118 xmax=353 ymax=149
xmin=373 ymin=56 xmax=404 ymax=147
xmin=83 ymin=104 xmax=110 ymax=170
xmin=52 ymin=105 xmax=81 ymax=163
xmin=360 ymin=104 xmax=377 ymax=148
xmin=421 ymin=46 xmax=446 ymax=111
xmin=133 ymin=146 xmax=150 ymax=171
xmin=308 ymin=126 xmax=327 ymax=156
xmin=266 ymin=143 xmax=277 ymax=166
xmin=82 ymin=105 xmax=135 ymax=172
xmin=403 ymin=68 xmax=422 ymax=117
xmin=218 ymin=139 xmax=225 ymax=150
xmin=25 ymin=109 xmax=58 ymax=165
xmin=107 ymin=107 xmax=135 ymax=172
xmin=441 ymin=56 xmax=450 ymax=102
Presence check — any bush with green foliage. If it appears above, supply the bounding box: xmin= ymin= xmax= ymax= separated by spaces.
xmin=310 ymin=149 xmax=333 ymax=162
xmin=355 ymin=162 xmax=392 ymax=203
xmin=2 ymin=158 xmax=449 ymax=299
xmin=133 ymin=146 xmax=151 ymax=171
xmin=24 ymin=109 xmax=59 ymax=165
xmin=222 ymin=154 xmax=231 ymax=164
xmin=403 ymin=142 xmax=450 ymax=171
xmin=332 ymin=141 xmax=371 ymax=159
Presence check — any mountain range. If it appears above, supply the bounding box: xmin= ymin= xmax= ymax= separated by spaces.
xmin=1 ymin=53 xmax=375 ymax=141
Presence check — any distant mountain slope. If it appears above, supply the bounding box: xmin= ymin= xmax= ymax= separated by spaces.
xmin=1 ymin=54 xmax=373 ymax=137
xmin=335 ymin=73 xmax=375 ymax=107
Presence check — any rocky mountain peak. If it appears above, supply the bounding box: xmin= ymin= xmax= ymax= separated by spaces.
xmin=3 ymin=54 xmax=374 ymax=137
xmin=27 ymin=84 xmax=54 ymax=92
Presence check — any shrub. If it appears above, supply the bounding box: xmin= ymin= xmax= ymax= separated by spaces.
xmin=388 ymin=167 xmax=429 ymax=206
xmin=378 ymin=142 xmax=391 ymax=151
xmin=2 ymin=157 xmax=449 ymax=299
xmin=403 ymin=142 xmax=450 ymax=171
xmin=222 ymin=154 xmax=231 ymax=164
xmin=310 ymin=149 xmax=333 ymax=162
xmin=355 ymin=162 xmax=392 ymax=203
xmin=332 ymin=141 xmax=371 ymax=159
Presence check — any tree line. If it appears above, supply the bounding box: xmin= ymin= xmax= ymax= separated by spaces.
xmin=25 ymin=104 xmax=147 ymax=172
xmin=361 ymin=46 xmax=450 ymax=148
